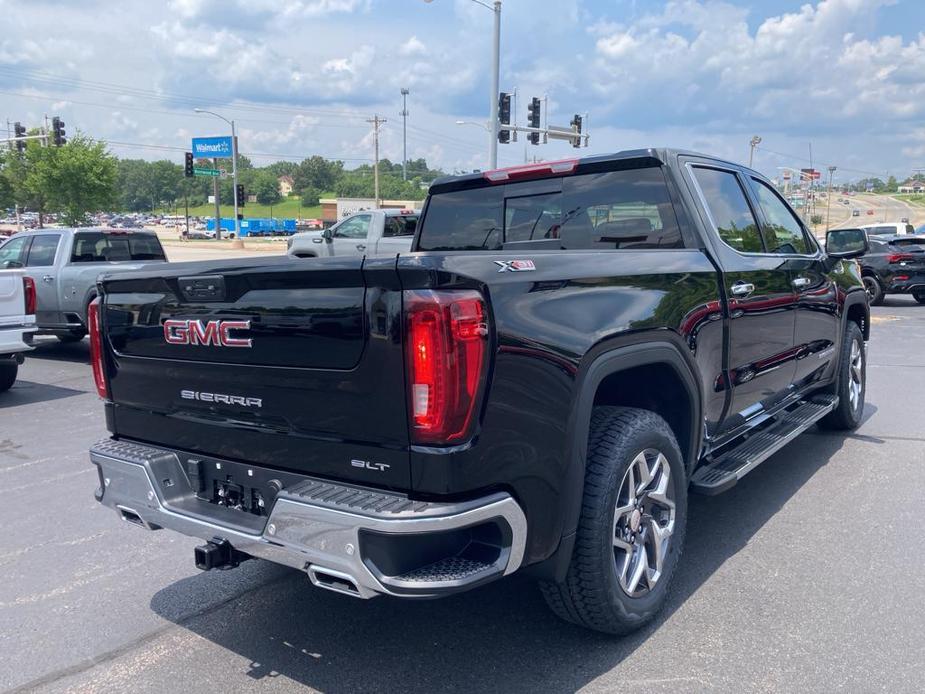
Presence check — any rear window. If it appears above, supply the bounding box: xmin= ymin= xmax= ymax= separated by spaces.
xmin=71 ymin=232 xmax=166 ymax=262
xmin=416 ymin=168 xmax=683 ymax=251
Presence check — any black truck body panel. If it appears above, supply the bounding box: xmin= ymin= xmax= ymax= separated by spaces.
xmin=93 ymin=148 xmax=868 ymax=574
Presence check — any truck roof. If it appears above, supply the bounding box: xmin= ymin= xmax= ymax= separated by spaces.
xmin=429 ymin=147 xmax=749 ymax=194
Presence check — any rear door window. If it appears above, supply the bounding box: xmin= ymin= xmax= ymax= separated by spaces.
xmin=71 ymin=233 xmax=166 ymax=262
xmin=691 ymin=167 xmax=764 ymax=253
xmin=417 ymin=167 xmax=683 ymax=251
xmin=383 ymin=216 xmax=418 ymax=237
xmin=26 ymin=234 xmax=61 ymax=266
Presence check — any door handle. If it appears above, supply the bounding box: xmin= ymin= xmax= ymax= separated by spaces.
xmin=792 ymin=277 xmax=812 ymax=289
xmin=730 ymin=281 xmax=755 ymax=297
xmin=42 ymin=275 xmax=54 ymax=283
xmin=356 ymin=244 xmax=366 ymax=251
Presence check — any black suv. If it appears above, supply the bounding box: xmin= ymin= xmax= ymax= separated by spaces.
xmin=851 ymin=232 xmax=925 ymax=304
xmin=87 ymin=149 xmax=870 ymax=635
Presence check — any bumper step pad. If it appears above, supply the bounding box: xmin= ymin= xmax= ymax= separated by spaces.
xmin=691 ymin=395 xmax=838 ymax=495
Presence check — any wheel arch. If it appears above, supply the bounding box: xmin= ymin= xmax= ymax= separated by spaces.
xmin=530 ymin=338 xmax=702 ymax=582
xmin=843 ymin=290 xmax=870 ymax=341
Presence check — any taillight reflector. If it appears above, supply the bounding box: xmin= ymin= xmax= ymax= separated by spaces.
xmin=405 ymin=290 xmax=489 ymax=445
xmin=482 ymin=158 xmax=579 ymax=184
xmin=88 ymin=297 xmax=109 ymax=399
xmin=22 ymin=276 xmax=36 ymax=315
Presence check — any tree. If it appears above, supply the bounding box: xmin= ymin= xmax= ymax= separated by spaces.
xmin=265 ymin=161 xmax=298 ymax=179
xmin=294 ymin=155 xmax=343 ymax=194
xmin=3 ymin=134 xmax=51 ymax=226
xmin=300 ymin=187 xmax=321 ymax=206
xmin=252 ymin=169 xmax=281 ymax=205
xmin=35 ymin=134 xmax=117 ymax=226
xmin=886 ymin=175 xmax=898 ymax=193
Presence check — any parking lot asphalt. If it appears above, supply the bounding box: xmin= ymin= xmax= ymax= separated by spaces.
xmin=2 ymin=298 xmax=925 ymax=693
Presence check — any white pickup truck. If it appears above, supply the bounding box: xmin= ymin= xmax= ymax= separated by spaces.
xmin=0 ymin=270 xmax=37 ymax=392
xmin=287 ymin=209 xmax=419 ymax=258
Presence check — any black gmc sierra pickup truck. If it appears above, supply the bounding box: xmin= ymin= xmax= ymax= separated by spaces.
xmin=89 ymin=149 xmax=870 ymax=634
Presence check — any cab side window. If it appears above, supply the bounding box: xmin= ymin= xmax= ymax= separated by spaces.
xmin=691 ymin=167 xmax=764 ymax=253
xmin=749 ymin=178 xmax=811 ymax=255
xmin=334 ymin=215 xmax=371 ymax=239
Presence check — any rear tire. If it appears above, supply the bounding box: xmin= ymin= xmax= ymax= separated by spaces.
xmin=539 ymin=407 xmax=687 ymax=635
xmin=0 ymin=361 xmax=17 ymax=393
xmin=819 ymin=321 xmax=866 ymax=430
xmin=913 ymin=291 xmax=925 ymax=305
xmin=863 ymin=276 xmax=884 ymax=306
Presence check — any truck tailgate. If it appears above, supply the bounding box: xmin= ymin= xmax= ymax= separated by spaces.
xmin=99 ymin=256 xmax=411 ymax=489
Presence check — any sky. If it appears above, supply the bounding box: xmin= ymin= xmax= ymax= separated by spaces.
xmin=1 ymin=0 xmax=924 ymax=183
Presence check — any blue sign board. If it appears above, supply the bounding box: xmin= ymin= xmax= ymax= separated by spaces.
xmin=192 ymin=135 xmax=234 ymax=159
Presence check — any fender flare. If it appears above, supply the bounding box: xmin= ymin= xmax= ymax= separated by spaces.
xmin=536 ymin=339 xmax=703 ymax=582
xmin=841 ymin=289 xmax=870 ymax=340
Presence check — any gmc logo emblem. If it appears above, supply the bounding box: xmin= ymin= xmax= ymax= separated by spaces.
xmin=163 ymin=319 xmax=252 ymax=348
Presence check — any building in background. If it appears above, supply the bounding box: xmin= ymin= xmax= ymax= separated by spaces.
xmin=278 ymin=175 xmax=295 ymax=196
xmin=320 ymin=198 xmax=424 ymax=224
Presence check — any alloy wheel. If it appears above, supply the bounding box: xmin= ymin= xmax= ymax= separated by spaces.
xmin=612 ymin=449 xmax=676 ymax=598
xmin=848 ymin=338 xmax=864 ymax=412
xmin=862 ymin=277 xmax=879 ymax=303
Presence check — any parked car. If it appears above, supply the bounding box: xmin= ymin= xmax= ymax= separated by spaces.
xmin=852 ymin=231 xmax=925 ymax=304
xmin=0 ymin=269 xmax=36 ymax=392
xmin=287 ymin=209 xmax=418 ymax=258
xmin=860 ymin=222 xmax=916 ymax=236
xmin=88 ymin=149 xmax=869 ymax=635
xmin=0 ymin=228 xmax=167 ymax=341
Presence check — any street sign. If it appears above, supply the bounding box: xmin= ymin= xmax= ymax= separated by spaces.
xmin=193 ymin=167 xmax=221 ymax=177
xmin=192 ymin=135 xmax=234 ymax=159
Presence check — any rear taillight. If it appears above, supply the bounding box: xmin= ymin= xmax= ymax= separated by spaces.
xmin=405 ymin=290 xmax=489 ymax=445
xmin=22 ymin=276 xmax=35 ymax=315
xmin=88 ymin=297 xmax=109 ymax=399
xmin=887 ymin=253 xmax=915 ymax=263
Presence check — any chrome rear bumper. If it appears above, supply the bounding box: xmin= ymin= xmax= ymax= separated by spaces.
xmin=91 ymin=438 xmax=527 ymax=599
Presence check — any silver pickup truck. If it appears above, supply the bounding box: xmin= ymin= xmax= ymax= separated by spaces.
xmin=0 ymin=228 xmax=167 ymax=341
xmin=287 ymin=209 xmax=418 ymax=258
xmin=0 ymin=269 xmax=36 ymax=392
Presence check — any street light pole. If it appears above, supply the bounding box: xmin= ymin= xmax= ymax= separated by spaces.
xmin=488 ymin=0 xmax=501 ymax=170
xmin=194 ymin=108 xmax=240 ymax=241
xmin=749 ymin=135 xmax=762 ymax=168
xmin=825 ymin=165 xmax=837 ymax=232
xmin=424 ymin=0 xmax=501 ymax=169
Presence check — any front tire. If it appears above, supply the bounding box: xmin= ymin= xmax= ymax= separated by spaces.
xmin=819 ymin=321 xmax=866 ymax=430
xmin=0 ymin=360 xmax=17 ymax=393
xmin=56 ymin=330 xmax=86 ymax=343
xmin=540 ymin=407 xmax=687 ymax=635
xmin=863 ymin=275 xmax=884 ymax=306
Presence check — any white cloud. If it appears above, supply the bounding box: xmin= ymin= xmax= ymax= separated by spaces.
xmin=399 ymin=36 xmax=427 ymax=57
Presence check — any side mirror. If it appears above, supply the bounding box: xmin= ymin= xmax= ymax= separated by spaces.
xmin=322 ymin=228 xmax=333 ymax=242
xmin=826 ymin=228 xmax=869 ymax=260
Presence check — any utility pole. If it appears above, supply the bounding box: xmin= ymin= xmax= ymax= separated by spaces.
xmin=367 ymin=115 xmax=386 ymax=207
xmin=213 ymin=157 xmax=221 ymax=240
xmin=825 ymin=165 xmax=836 ymax=232
xmin=749 ymin=135 xmax=761 ymax=168
xmin=400 ymin=88 xmax=409 ymax=181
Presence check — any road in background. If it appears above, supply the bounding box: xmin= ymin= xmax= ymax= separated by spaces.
xmin=2 ymin=299 xmax=925 ymax=692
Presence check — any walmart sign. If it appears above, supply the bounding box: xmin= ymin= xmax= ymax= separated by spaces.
xmin=192 ymin=135 xmax=234 ymax=159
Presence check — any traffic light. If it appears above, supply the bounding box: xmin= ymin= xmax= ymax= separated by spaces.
xmin=570 ymin=114 xmax=583 ymax=148
xmin=51 ymin=117 xmax=66 ymax=146
xmin=13 ymin=122 xmax=26 ymax=153
xmin=184 ymin=152 xmax=194 ymax=177
xmin=236 ymin=184 xmax=245 ymax=207
xmin=498 ymin=92 xmax=511 ymax=144
xmin=527 ymin=98 xmax=541 ymax=145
